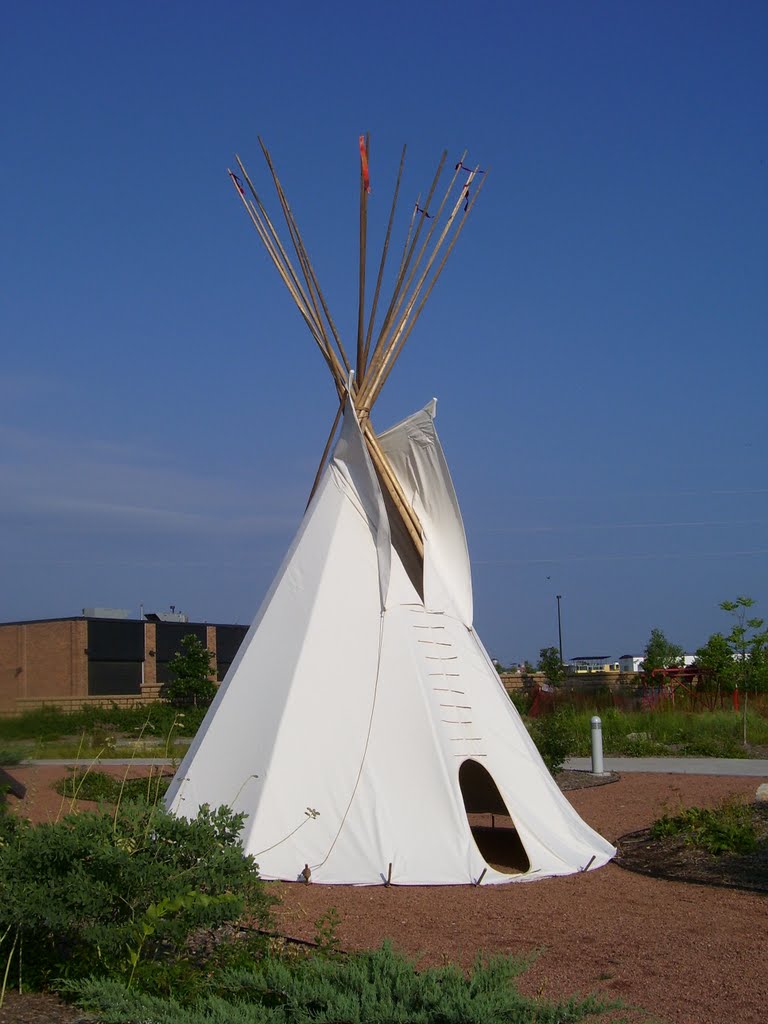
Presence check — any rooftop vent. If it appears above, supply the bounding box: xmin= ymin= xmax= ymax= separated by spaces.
xmin=144 ymin=610 xmax=189 ymax=623
xmin=82 ymin=607 xmax=131 ymax=619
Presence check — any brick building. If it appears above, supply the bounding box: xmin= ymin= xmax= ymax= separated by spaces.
xmin=0 ymin=613 xmax=248 ymax=715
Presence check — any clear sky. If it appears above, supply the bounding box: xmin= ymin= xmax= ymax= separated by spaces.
xmin=2 ymin=1 xmax=766 ymax=664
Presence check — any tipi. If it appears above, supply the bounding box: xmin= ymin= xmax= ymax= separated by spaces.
xmin=166 ymin=138 xmax=615 ymax=885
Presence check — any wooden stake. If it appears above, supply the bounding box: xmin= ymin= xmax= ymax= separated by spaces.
xmin=358 ymin=156 xmax=468 ymax=413
xmin=363 ymin=145 xmax=406 ymax=374
xmin=363 ymin=152 xmax=447 ymax=392
xmin=235 ymin=157 xmax=325 ymax=346
xmin=305 ymin=396 xmax=346 ymax=510
xmin=362 ymin=422 xmax=423 ymax=558
xmin=255 ymin=154 xmax=337 ymax=366
xmin=258 ymin=137 xmax=351 ymax=376
xmin=230 ymin=138 xmax=486 ymax=567
xmin=364 ymin=166 xmax=489 ymax=409
xmin=229 ymin=171 xmax=341 ymax=384
xmin=356 ymin=133 xmax=369 ymax=382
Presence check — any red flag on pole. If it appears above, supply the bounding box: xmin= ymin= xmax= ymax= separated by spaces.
xmin=359 ymin=135 xmax=371 ymax=194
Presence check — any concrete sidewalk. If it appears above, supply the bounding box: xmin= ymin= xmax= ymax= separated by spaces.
xmin=565 ymin=756 xmax=768 ymax=777
xmin=18 ymin=756 xmax=768 ymax=776
xmin=22 ymin=758 xmax=175 ymax=767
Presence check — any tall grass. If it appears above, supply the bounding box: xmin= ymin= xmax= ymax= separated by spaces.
xmin=559 ymin=706 xmax=768 ymax=757
xmin=0 ymin=704 xmax=205 ymax=742
xmin=5 ymin=695 xmax=768 ymax=764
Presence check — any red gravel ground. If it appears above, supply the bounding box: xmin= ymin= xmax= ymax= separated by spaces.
xmin=3 ymin=764 xmax=767 ymax=1024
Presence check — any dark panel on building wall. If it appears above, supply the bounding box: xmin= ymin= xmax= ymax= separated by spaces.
xmin=88 ymin=661 xmax=142 ymax=695
xmin=216 ymin=661 xmax=231 ymax=682
xmin=155 ymin=623 xmax=207 ymax=663
xmin=155 ymin=662 xmax=174 ymax=686
xmin=87 ymin=620 xmax=144 ymax=662
xmin=215 ymin=625 xmax=248 ymax=664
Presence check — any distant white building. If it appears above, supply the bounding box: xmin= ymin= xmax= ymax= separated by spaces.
xmin=568 ymin=656 xmax=620 ymax=673
xmin=619 ymin=654 xmax=696 ymax=673
xmin=619 ymin=655 xmax=644 ymax=673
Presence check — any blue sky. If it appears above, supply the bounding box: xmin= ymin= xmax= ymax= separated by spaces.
xmin=2 ymin=1 xmax=766 ymax=663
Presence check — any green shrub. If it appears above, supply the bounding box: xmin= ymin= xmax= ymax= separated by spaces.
xmin=507 ymin=690 xmax=532 ymax=716
xmin=162 ymin=635 xmax=217 ymax=709
xmin=53 ymin=767 xmax=170 ymax=803
xmin=529 ymin=711 xmax=575 ymax=775
xmin=71 ymin=941 xmax=609 ymax=1024
xmin=313 ymin=907 xmax=342 ymax=957
xmin=0 ymin=704 xmax=207 ymax=743
xmin=0 ymin=749 xmax=22 ymax=766
xmin=650 ymin=800 xmax=758 ymax=856
xmin=0 ymin=802 xmax=274 ymax=990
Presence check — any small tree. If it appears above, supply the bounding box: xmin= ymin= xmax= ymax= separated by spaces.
xmin=537 ymin=646 xmax=566 ymax=686
xmin=750 ymin=644 xmax=768 ymax=693
xmin=162 ymin=634 xmax=217 ymax=708
xmin=640 ymin=628 xmax=684 ymax=676
xmin=695 ymin=633 xmax=736 ymax=691
xmin=720 ymin=596 xmax=768 ymax=745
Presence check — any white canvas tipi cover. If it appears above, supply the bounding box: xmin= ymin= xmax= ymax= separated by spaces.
xmin=166 ymin=403 xmax=614 ymax=884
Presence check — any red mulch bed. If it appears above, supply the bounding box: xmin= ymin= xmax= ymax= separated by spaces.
xmin=1 ymin=763 xmax=767 ymax=1024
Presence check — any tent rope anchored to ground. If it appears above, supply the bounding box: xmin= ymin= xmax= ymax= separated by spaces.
xmin=166 ymin=137 xmax=615 ymax=885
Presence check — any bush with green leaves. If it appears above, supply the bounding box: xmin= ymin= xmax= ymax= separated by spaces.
xmin=0 ymin=703 xmax=207 ymax=742
xmin=507 ymin=689 xmax=532 ymax=716
xmin=162 ymin=634 xmax=218 ymax=708
xmin=537 ymin=646 xmax=566 ymax=686
xmin=54 ymin=767 xmax=171 ymax=803
xmin=70 ymin=941 xmax=609 ymax=1024
xmin=651 ymin=800 xmax=758 ymax=856
xmin=0 ymin=801 xmax=274 ymax=991
xmin=529 ymin=710 xmax=575 ymax=775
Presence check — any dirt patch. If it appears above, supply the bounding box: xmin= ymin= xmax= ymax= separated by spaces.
xmin=556 ymin=768 xmax=620 ymax=791
xmin=0 ymin=993 xmax=89 ymax=1024
xmin=1 ymin=764 xmax=767 ymax=1024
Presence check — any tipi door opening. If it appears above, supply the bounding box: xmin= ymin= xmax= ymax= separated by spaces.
xmin=458 ymin=759 xmax=530 ymax=876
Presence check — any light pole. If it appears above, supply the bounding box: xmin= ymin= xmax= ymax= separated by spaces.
xmin=556 ymin=595 xmax=564 ymax=668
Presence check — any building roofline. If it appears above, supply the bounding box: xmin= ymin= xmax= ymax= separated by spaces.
xmin=0 ymin=616 xmax=246 ymax=629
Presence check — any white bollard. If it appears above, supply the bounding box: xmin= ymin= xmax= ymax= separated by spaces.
xmin=591 ymin=715 xmax=605 ymax=775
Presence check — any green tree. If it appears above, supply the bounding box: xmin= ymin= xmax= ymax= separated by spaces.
xmin=750 ymin=644 xmax=768 ymax=693
xmin=695 ymin=632 xmax=736 ymax=693
xmin=720 ymin=596 xmax=768 ymax=744
xmin=640 ymin=628 xmax=684 ymax=676
xmin=537 ymin=646 xmax=566 ymax=685
xmin=162 ymin=635 xmax=217 ymax=708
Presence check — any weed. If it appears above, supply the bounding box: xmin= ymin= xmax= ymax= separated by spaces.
xmin=650 ymin=799 xmax=758 ymax=856
xmin=313 ymin=907 xmax=342 ymax=957
xmin=53 ymin=768 xmax=170 ymax=803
